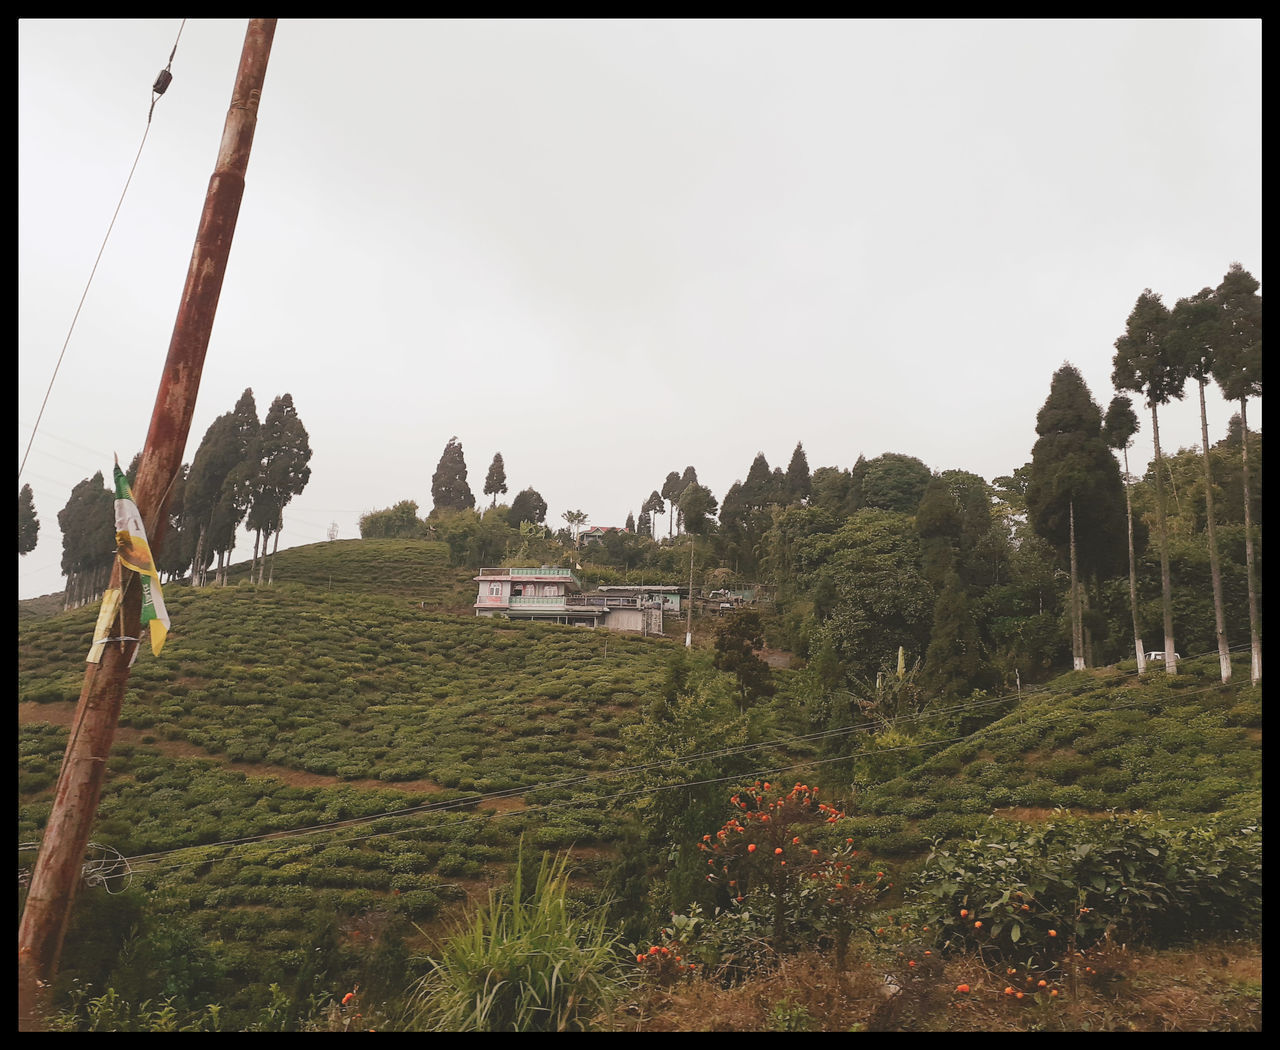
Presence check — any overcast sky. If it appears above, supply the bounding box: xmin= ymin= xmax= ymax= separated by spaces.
xmin=18 ymin=18 xmax=1262 ymax=600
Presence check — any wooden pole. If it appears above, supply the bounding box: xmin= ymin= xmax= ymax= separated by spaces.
xmin=18 ymin=20 xmax=277 ymax=1030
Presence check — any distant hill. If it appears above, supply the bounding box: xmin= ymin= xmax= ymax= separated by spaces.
xmin=18 ymin=539 xmax=479 ymax=623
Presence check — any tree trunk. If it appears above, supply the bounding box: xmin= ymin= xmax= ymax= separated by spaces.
xmin=251 ymin=528 xmax=261 ymax=585
xmin=1069 ymin=500 xmax=1084 ymax=671
xmin=1150 ymin=406 xmax=1177 ymax=673
xmin=192 ymin=523 xmax=208 ymax=587
xmin=1239 ymin=398 xmax=1261 ymax=684
xmin=269 ymin=524 xmax=281 ymax=585
xmin=1122 ymin=446 xmax=1145 ymax=671
xmin=1197 ymin=378 xmax=1231 ymax=682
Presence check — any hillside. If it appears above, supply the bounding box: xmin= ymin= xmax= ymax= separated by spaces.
xmin=18 ymin=540 xmax=1262 ymax=1031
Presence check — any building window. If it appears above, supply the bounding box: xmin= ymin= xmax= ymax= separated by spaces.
xmin=489 ymin=583 xmax=501 ymax=596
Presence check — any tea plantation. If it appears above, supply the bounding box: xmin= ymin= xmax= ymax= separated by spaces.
xmin=17 ymin=540 xmax=1262 ymax=1030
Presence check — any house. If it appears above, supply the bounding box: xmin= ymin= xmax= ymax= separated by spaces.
xmin=473 ymin=567 xmax=665 ymax=634
xmin=578 ymin=526 xmax=629 ymax=546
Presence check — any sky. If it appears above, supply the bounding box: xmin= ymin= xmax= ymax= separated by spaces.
xmin=18 ymin=18 xmax=1262 ymax=600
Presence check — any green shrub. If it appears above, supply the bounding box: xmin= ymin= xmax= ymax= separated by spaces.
xmin=405 ymin=848 xmax=627 ymax=1031
xmin=907 ymin=813 xmax=1262 ymax=971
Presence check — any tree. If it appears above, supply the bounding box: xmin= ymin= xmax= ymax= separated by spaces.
xmin=19 ymin=483 xmax=39 ymax=555
xmin=247 ymin=393 xmax=312 ymax=585
xmin=677 ymin=466 xmax=699 ymax=534
xmin=784 ymin=442 xmax=812 ymax=505
xmin=508 ymin=487 xmax=547 ymax=528
xmin=676 ymin=483 xmax=718 ymax=537
xmin=741 ymin=453 xmax=776 ymax=510
xmin=431 ymin=437 xmax=475 ymax=515
xmin=359 ymin=500 xmax=427 ymax=539
xmin=642 ymin=490 xmax=666 ymax=539
xmin=483 ymin=453 xmax=508 ymax=508
xmin=562 ymin=509 xmax=588 ymax=547
xmin=661 ymin=471 xmax=683 ymax=539
xmin=795 ymin=509 xmax=934 ymax=681
xmin=152 ymin=465 xmax=194 ymax=583
xmin=185 ymin=389 xmax=259 ymax=586
xmin=915 ymin=475 xmax=962 ymax=589
xmin=1113 ymin=290 xmax=1187 ymax=672
xmin=625 ymin=510 xmax=636 ymax=533
xmin=920 ymin=570 xmax=990 ymax=700
xmin=1026 ymin=364 xmax=1129 ymax=670
xmin=712 ymin=609 xmax=775 ymax=712
xmin=1167 ymin=288 xmax=1232 ymax=682
xmin=57 ymin=471 xmax=115 ymax=608
xmin=1103 ymin=395 xmax=1145 ymax=669
xmin=860 ymin=452 xmax=932 ymax=513
xmin=1211 ymin=263 xmax=1262 ymax=684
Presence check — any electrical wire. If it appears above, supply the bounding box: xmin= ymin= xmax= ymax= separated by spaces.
xmin=18 ymin=20 xmax=186 ymax=485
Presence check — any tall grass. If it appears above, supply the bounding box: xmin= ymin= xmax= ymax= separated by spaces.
xmin=406 ymin=847 xmax=629 ymax=1031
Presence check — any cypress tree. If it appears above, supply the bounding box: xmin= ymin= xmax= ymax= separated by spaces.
xmin=19 ymin=483 xmax=39 ymax=555
xmin=431 ymin=437 xmax=475 ymax=514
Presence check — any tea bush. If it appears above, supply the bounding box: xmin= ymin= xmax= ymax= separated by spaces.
xmin=908 ymin=812 xmax=1262 ymax=973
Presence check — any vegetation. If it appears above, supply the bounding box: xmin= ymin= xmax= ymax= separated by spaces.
xmin=18 ymin=531 xmax=1261 ymax=1030
xmin=19 ymin=482 xmax=40 ymax=555
xmin=16 ymin=263 xmax=1263 ymax=1030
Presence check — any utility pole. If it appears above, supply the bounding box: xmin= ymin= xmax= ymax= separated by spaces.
xmin=685 ymin=534 xmax=694 ymax=647
xmin=18 ymin=20 xmax=276 ymax=1030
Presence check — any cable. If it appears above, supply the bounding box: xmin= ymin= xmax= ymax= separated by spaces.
xmin=18 ymin=20 xmax=186 ymax=485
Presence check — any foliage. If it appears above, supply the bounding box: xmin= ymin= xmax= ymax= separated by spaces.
xmin=57 ymin=469 xmax=115 ymax=605
xmin=405 ymin=848 xmax=628 ymax=1031
xmin=358 ymin=500 xmax=428 ymax=539
xmin=860 ymin=452 xmax=932 ymax=514
xmin=908 ymin=813 xmax=1262 ymax=973
xmin=1025 ymin=364 xmax=1129 ymax=581
xmin=483 ymin=452 xmax=508 ymax=507
xmin=245 ymin=393 xmax=313 ymax=566
xmin=696 ymin=782 xmax=883 ymax=964
xmin=712 ymin=609 xmax=775 ymax=711
xmin=20 ymin=482 xmax=40 ymax=555
xmin=430 ymin=436 xmax=475 ymax=514
xmin=508 ymin=487 xmax=548 ymax=528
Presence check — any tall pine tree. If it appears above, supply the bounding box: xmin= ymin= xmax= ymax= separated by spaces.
xmin=1026 ymin=364 xmax=1129 ymax=670
xmin=1113 ymin=291 xmax=1186 ymax=672
xmin=483 ymin=453 xmax=508 ymax=508
xmin=1211 ymin=263 xmax=1263 ymax=685
xmin=19 ymin=484 xmax=39 ymax=555
xmin=431 ymin=437 xmax=475 ymax=515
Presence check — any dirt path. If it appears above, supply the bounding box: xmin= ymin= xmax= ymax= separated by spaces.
xmin=18 ymin=701 xmax=527 ymax=810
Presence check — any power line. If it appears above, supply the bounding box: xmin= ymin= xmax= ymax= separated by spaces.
xmin=18 ymin=20 xmax=186 ymax=485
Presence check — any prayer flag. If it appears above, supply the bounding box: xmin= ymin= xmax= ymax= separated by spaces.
xmin=113 ymin=460 xmax=170 ymax=656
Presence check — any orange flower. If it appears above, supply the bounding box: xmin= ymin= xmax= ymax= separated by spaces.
xmin=1048 ymin=929 xmax=1057 ymax=937
xmin=974 ymin=921 xmax=983 ymax=929
xmin=748 ymin=844 xmax=757 ymax=853
xmin=960 ymin=909 xmax=969 ymax=918
xmin=775 ymin=847 xmax=784 ymax=855
xmin=955 ymin=984 xmax=970 ymax=994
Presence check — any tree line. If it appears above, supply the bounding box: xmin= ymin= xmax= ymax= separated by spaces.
xmin=352 ymin=263 xmax=1260 ymax=694
xmin=34 ymin=389 xmax=312 ymax=607
xmin=24 ymin=263 xmax=1259 ymax=691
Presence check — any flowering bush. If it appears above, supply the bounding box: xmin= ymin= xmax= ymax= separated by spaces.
xmin=693 ymin=782 xmax=885 ymax=968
